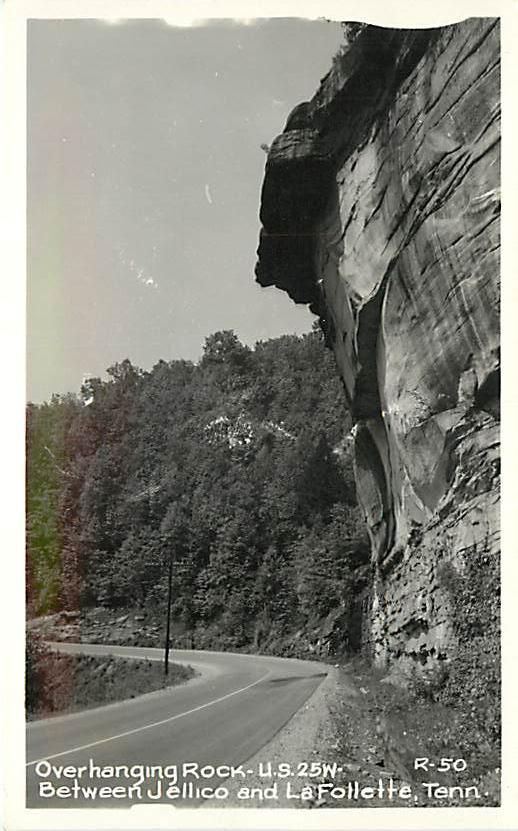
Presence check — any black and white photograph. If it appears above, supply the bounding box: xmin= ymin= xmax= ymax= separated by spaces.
xmin=1 ymin=0 xmax=514 ymax=828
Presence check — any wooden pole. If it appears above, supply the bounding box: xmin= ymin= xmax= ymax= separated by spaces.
xmin=164 ymin=548 xmax=173 ymax=675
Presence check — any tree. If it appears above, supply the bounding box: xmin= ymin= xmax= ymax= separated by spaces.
xmin=26 ymin=330 xmax=366 ymax=655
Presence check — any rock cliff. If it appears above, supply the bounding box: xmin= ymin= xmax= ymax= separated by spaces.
xmin=256 ymin=19 xmax=500 ymax=673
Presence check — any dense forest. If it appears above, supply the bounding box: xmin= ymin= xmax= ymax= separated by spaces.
xmin=26 ymin=329 xmax=369 ymax=654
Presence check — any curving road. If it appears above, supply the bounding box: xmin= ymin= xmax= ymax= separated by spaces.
xmin=26 ymin=643 xmax=328 ymax=808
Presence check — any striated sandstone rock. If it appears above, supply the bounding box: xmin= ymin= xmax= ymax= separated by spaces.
xmin=256 ymin=19 xmax=500 ymax=669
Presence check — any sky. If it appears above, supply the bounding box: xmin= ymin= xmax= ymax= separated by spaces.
xmin=27 ymin=17 xmax=344 ymax=403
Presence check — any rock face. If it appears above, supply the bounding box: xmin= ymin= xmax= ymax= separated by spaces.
xmin=256 ymin=20 xmax=500 ymax=672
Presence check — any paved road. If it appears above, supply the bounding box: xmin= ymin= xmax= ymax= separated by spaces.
xmin=26 ymin=643 xmax=328 ymax=808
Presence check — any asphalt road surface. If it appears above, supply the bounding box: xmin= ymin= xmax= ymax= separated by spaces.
xmin=26 ymin=643 xmax=328 ymax=808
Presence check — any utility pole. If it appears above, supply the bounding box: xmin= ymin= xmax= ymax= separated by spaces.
xmin=164 ymin=547 xmax=173 ymax=676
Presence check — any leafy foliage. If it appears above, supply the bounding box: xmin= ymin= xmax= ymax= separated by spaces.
xmin=436 ymin=546 xmax=501 ymax=745
xmin=26 ymin=330 xmax=369 ymax=651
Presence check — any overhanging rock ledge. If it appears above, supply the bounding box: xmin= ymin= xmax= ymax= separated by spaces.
xmin=256 ymin=19 xmax=500 ymax=671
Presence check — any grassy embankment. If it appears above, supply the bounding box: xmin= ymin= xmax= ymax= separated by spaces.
xmin=322 ymin=656 xmax=500 ymax=809
xmin=26 ymin=635 xmax=196 ymax=720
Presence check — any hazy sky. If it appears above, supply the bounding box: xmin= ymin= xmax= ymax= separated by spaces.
xmin=27 ymin=17 xmax=344 ymax=403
